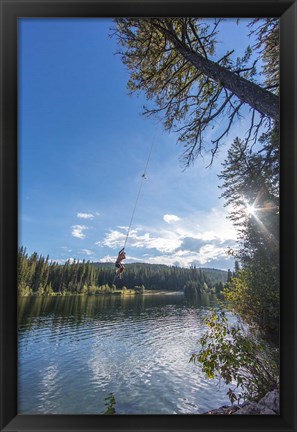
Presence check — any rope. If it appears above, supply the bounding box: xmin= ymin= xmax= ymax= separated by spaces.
xmin=112 ymin=272 xmax=118 ymax=285
xmin=123 ymin=130 xmax=157 ymax=250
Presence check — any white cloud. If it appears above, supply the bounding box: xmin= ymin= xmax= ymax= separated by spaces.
xmin=98 ymin=255 xmax=116 ymax=263
xmin=178 ymin=208 xmax=238 ymax=243
xmin=77 ymin=212 xmax=94 ymax=219
xmin=71 ymin=225 xmax=88 ymax=239
xmin=197 ymin=244 xmax=228 ymax=264
xmin=95 ymin=249 xmax=232 ymax=269
xmin=133 ymin=232 xmax=181 ymax=253
xmin=95 ymin=228 xmax=127 ymax=248
xmin=80 ymin=249 xmax=94 ymax=256
xmin=163 ymin=214 xmax=180 ymax=224
xmin=117 ymin=225 xmax=129 ymax=231
xmin=96 ymin=206 xmax=237 ymax=268
xmin=126 ymin=247 xmax=233 ymax=269
xmin=97 ymin=226 xmax=181 ymax=253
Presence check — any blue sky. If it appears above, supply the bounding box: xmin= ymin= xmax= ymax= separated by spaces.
xmin=18 ymin=18 xmax=259 ymax=270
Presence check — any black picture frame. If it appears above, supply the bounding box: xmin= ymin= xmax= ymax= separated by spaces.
xmin=0 ymin=1 xmax=296 ymax=431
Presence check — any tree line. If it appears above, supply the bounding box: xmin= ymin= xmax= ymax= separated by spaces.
xmin=18 ymin=247 xmax=227 ymax=297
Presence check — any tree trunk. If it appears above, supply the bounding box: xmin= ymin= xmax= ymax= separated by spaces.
xmin=160 ymin=25 xmax=279 ymax=121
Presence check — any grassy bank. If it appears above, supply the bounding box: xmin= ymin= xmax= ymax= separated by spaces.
xmin=18 ymin=286 xmax=184 ymax=298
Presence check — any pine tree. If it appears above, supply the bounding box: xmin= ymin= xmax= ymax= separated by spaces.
xmin=114 ymin=18 xmax=279 ymax=165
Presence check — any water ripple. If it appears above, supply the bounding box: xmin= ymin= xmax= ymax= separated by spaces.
xmin=18 ymin=294 xmax=230 ymax=414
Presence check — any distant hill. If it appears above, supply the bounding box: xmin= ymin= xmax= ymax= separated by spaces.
xmin=199 ymin=267 xmax=228 ymax=285
xmin=92 ymin=262 xmax=228 ymax=287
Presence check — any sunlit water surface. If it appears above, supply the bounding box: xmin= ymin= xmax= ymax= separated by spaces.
xmin=18 ymin=293 xmax=232 ymax=414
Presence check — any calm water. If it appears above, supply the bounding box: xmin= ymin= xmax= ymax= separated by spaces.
xmin=18 ymin=293 xmax=232 ymax=414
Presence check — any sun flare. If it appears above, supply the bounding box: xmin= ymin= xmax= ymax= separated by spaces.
xmin=246 ymin=204 xmax=256 ymax=216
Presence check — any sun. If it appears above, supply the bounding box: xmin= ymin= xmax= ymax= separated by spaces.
xmin=246 ymin=204 xmax=256 ymax=216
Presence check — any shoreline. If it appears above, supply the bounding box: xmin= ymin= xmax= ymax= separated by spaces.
xmin=18 ymin=289 xmax=184 ymax=298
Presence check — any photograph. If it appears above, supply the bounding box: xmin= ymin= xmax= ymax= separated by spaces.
xmin=1 ymin=1 xmax=297 ymax=431
xmin=17 ymin=16 xmax=281 ymax=416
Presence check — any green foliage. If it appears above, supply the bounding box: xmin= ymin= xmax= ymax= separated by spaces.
xmin=190 ymin=310 xmax=279 ymax=402
xmin=102 ymin=393 xmax=116 ymax=415
xmin=134 ymin=285 xmax=145 ymax=294
xmin=44 ymin=283 xmax=54 ymax=296
xmin=183 ymin=280 xmax=201 ymax=297
xmin=226 ymin=388 xmax=238 ymax=405
xmin=248 ymin=18 xmax=279 ymax=93
xmin=183 ymin=280 xmax=214 ymax=298
xmin=219 ymin=129 xmax=279 ymax=340
xmin=223 ymin=269 xmax=279 ymax=338
xmin=18 ymin=284 xmax=32 ymax=297
xmin=207 ymin=128 xmax=280 ymax=406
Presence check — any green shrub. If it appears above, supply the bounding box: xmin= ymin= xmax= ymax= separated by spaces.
xmin=103 ymin=393 xmax=116 ymax=415
xmin=18 ymin=284 xmax=32 ymax=297
xmin=223 ymin=269 xmax=279 ymax=338
xmin=190 ymin=310 xmax=279 ymax=402
xmin=134 ymin=285 xmax=145 ymax=294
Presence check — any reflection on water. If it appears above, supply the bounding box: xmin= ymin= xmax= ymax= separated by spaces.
xmin=18 ymin=293 xmax=230 ymax=414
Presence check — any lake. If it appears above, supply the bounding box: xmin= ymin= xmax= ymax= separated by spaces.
xmin=18 ymin=293 xmax=232 ymax=415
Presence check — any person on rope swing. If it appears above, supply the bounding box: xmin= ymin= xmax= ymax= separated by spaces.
xmin=115 ymin=248 xmax=126 ymax=279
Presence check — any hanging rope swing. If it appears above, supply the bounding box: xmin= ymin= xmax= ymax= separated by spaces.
xmin=113 ymin=130 xmax=157 ymax=282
